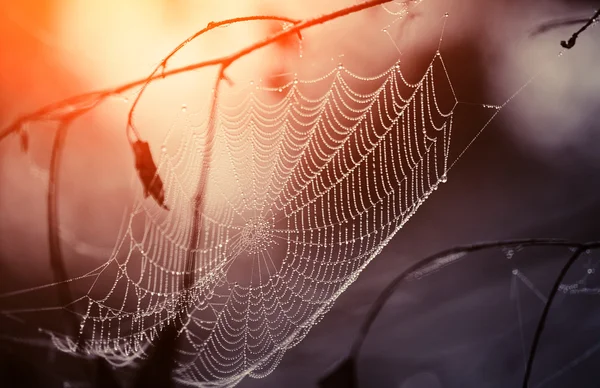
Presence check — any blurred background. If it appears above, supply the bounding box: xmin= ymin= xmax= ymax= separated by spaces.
xmin=1 ymin=0 xmax=600 ymax=387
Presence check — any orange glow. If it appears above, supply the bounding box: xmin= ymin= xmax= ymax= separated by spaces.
xmin=0 ymin=0 xmax=430 ymax=277
xmin=0 ymin=1 xmax=283 ymax=130
xmin=0 ymin=0 xmax=331 ymax=277
xmin=55 ymin=1 xmax=269 ymax=86
xmin=0 ymin=0 xmax=424 ymax=132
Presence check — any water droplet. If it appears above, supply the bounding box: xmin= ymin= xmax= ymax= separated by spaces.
xmin=587 ymin=268 xmax=594 ymax=274
xmin=181 ymin=104 xmax=187 ymax=112
xmin=444 ymin=12 xmax=450 ymax=17
xmin=123 ymin=97 xmax=129 ymax=103
xmin=382 ymin=28 xmax=387 ymax=33
xmin=338 ymin=63 xmax=343 ymax=70
xmin=278 ymin=87 xmax=283 ymax=92
xmin=440 ymin=174 xmax=448 ymax=183
xmin=249 ymin=80 xmax=254 ymax=86
xmin=161 ymin=145 xmax=167 ymax=152
xmin=293 ymin=79 xmax=298 ymax=85
xmin=512 ymin=269 xmax=518 ymax=275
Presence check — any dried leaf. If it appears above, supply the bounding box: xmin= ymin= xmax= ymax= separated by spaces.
xmin=132 ymin=140 xmax=169 ymax=210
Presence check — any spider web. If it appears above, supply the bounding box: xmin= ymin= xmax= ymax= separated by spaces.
xmin=68 ymin=52 xmax=455 ymax=386
xmin=0 ymin=2 xmax=498 ymax=387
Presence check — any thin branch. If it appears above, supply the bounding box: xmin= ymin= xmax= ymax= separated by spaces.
xmin=531 ymin=17 xmax=592 ymax=36
xmin=348 ymin=239 xmax=587 ymax=358
xmin=321 ymin=239 xmax=600 ymax=385
xmin=0 ymin=0 xmax=395 ymax=144
xmin=47 ymin=118 xmax=79 ymax=339
xmin=560 ymin=8 xmax=600 ymax=49
xmin=126 ymin=17 xmax=302 ymax=210
xmin=126 ymin=15 xmax=301 ymax=143
xmin=46 ymin=104 xmax=102 ymax=354
xmin=119 ymin=0 xmax=398 ymax=377
xmin=183 ymin=64 xmax=226 ymax=292
xmin=522 ymin=241 xmax=600 ymax=387
xmin=129 ymin=1 xmax=401 ymax=381
xmin=180 ymin=66 xmax=223 ymax=323
xmin=1 ymin=1 xmax=404 ymax=384
xmin=142 ymin=65 xmax=225 ymax=386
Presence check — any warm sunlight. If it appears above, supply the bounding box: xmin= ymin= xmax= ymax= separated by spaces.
xmin=3 ymin=1 xmax=600 ymax=387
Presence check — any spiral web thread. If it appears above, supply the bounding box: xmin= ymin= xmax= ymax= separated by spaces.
xmin=33 ymin=49 xmax=452 ymax=386
xmin=0 ymin=5 xmax=461 ymax=385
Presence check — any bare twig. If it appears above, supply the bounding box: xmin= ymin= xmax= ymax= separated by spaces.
xmin=125 ymin=16 xmax=303 ymax=210
xmin=2 ymin=1 xmax=406 ymax=384
xmin=560 ymin=8 xmax=600 ymax=49
xmin=531 ymin=17 xmax=592 ymax=36
xmin=118 ymin=0 xmax=401 ymax=382
xmin=348 ymin=238 xmax=583 ymax=359
xmin=522 ymin=241 xmax=600 ymax=387
xmin=47 ymin=118 xmax=79 ymax=338
xmin=183 ymin=64 xmax=226 ymax=290
xmin=3 ymin=3 xmax=596 ymax=386
xmin=126 ymin=16 xmax=301 ymax=143
xmin=125 ymin=17 xmax=301 ymax=210
xmin=321 ymin=239 xmax=600 ymax=386
xmin=164 ymin=66 xmax=225 ymax=342
xmin=134 ymin=65 xmax=228 ymax=388
xmin=0 ymin=0 xmax=394 ymax=144
xmin=46 ymin=103 xmax=103 ymax=354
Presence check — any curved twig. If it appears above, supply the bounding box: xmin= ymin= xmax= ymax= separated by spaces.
xmin=348 ymin=238 xmax=581 ymax=358
xmin=47 ymin=117 xmax=79 ymax=339
xmin=522 ymin=242 xmax=600 ymax=387
xmin=126 ymin=15 xmax=301 ymax=143
xmin=171 ymin=64 xmax=225 ymax=333
xmin=560 ymin=8 xmax=600 ymax=49
xmin=322 ymin=239 xmax=600 ymax=386
xmin=126 ymin=16 xmax=302 ymax=210
xmin=531 ymin=17 xmax=591 ymax=36
xmin=121 ymin=0 xmax=402 ymax=382
xmin=0 ymin=0 xmax=395 ymax=144
xmin=2 ymin=1 xmax=413 ymax=384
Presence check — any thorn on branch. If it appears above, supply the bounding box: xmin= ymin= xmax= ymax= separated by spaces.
xmin=132 ymin=141 xmax=169 ymax=210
